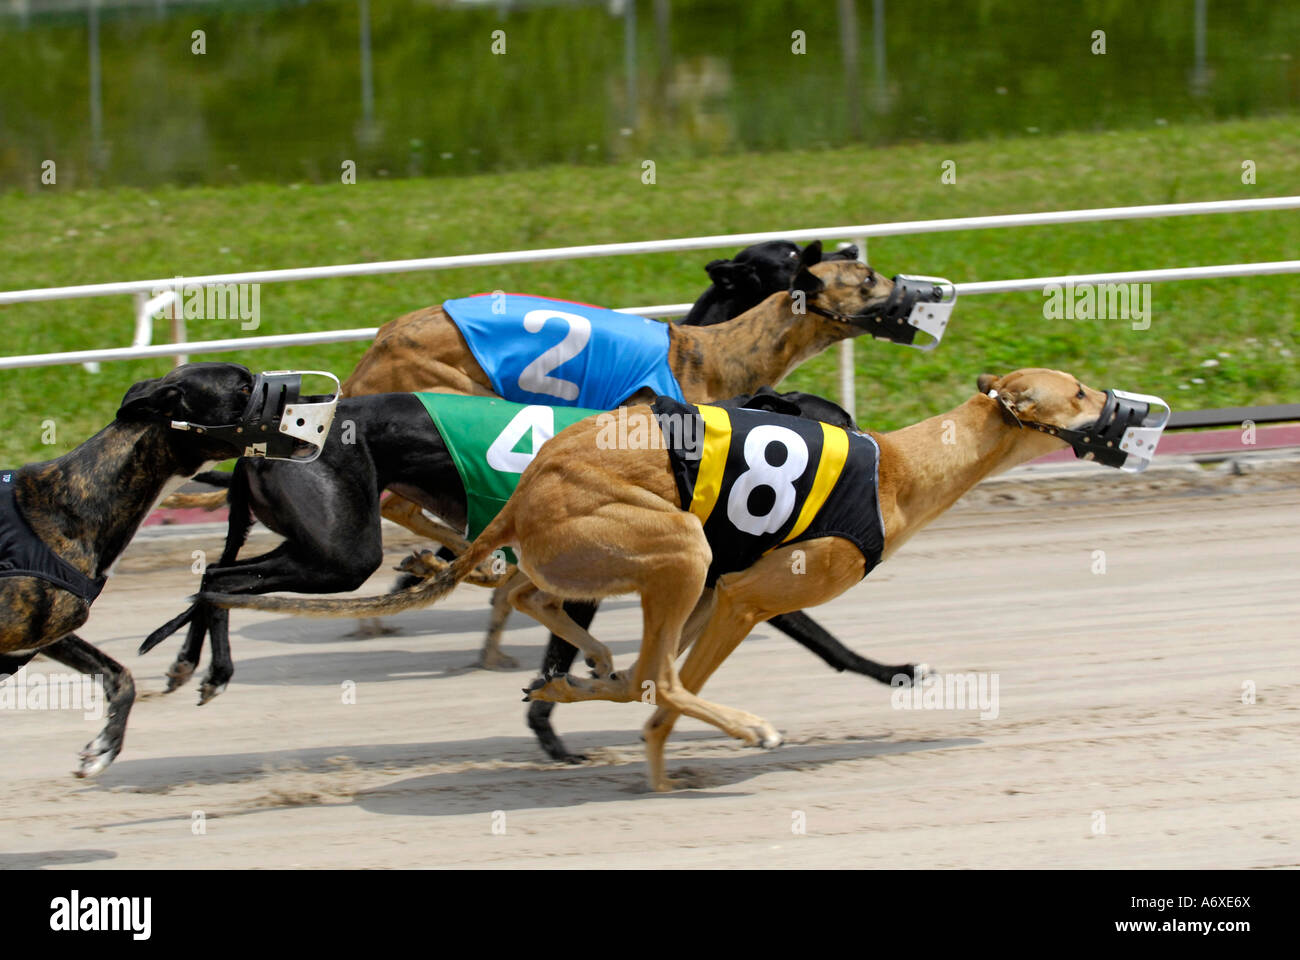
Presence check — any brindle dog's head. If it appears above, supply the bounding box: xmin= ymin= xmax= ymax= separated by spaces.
xmin=975 ymin=368 xmax=1111 ymax=436
xmin=788 ymin=241 xmax=914 ymax=340
xmin=116 ymin=361 xmax=257 ymax=467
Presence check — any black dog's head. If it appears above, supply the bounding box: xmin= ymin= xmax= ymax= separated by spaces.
xmin=681 ymin=240 xmax=861 ymax=327
xmin=725 ymin=385 xmax=859 ymax=432
xmin=117 ymin=361 xmax=256 ymax=464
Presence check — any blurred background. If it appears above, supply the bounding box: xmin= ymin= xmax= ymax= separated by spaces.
xmin=0 ymin=0 xmax=1296 ymax=462
xmin=3 ymin=0 xmax=1297 ymax=187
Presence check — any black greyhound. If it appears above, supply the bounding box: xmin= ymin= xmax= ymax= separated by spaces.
xmin=142 ymin=387 xmax=923 ymax=762
xmin=0 ymin=362 xmax=260 ymax=776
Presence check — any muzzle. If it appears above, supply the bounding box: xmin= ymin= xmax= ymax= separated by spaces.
xmin=170 ymin=370 xmax=341 ymax=462
xmin=804 ymin=274 xmax=957 ymax=351
xmin=994 ymin=388 xmax=1171 ymax=473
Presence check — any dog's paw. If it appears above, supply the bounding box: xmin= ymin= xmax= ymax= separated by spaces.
xmin=163 ymin=660 xmax=195 ymax=693
xmin=742 ymin=723 xmax=783 ymax=750
xmin=74 ymin=732 xmax=121 ymax=779
xmin=478 ymin=648 xmax=519 ymax=670
xmin=197 ymin=680 xmax=227 ymax=705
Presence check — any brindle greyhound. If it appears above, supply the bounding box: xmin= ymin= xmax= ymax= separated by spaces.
xmin=208 ymin=369 xmax=1169 ymax=791
xmin=0 ymin=363 xmax=260 ymax=776
xmin=140 ymin=387 xmax=921 ymax=753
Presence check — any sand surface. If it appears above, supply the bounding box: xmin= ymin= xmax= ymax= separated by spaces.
xmin=3 ymin=457 xmax=1298 ymax=869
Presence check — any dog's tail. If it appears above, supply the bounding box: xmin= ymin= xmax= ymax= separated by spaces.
xmin=201 ymin=509 xmax=516 ymax=618
xmin=158 ymin=471 xmax=233 ymax=510
xmin=159 ymin=490 xmax=229 ymax=510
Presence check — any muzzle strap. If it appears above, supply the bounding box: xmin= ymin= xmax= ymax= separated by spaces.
xmin=802 ymin=274 xmax=956 ymax=350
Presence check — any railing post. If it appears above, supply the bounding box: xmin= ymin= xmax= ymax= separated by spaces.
xmin=836 ymin=236 xmax=868 ymax=422
xmin=169 ymin=294 xmax=188 ymax=367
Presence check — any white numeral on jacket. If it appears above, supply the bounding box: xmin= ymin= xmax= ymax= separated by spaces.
xmin=518 ymin=310 xmax=591 ymax=400
xmin=725 ymin=425 xmax=809 ymax=535
xmin=486 ymin=405 xmax=555 ymax=474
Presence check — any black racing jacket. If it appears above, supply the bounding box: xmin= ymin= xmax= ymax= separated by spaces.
xmin=651 ymin=397 xmax=885 ymax=587
xmin=0 ymin=471 xmax=106 ymax=602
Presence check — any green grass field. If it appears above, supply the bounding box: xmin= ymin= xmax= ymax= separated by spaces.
xmin=1 ymin=115 xmax=1296 ymax=465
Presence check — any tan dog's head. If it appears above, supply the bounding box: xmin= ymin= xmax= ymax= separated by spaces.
xmin=976 ymin=368 xmax=1171 ymax=471
xmin=976 ymin=368 xmax=1109 ymax=433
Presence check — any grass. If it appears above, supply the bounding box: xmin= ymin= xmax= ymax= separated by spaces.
xmin=0 ymin=114 xmax=1297 ymax=465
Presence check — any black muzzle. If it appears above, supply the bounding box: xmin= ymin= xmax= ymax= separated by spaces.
xmin=170 ymin=370 xmax=341 ymax=462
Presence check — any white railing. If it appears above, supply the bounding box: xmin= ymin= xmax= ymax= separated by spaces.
xmin=2 ymin=196 xmax=1297 ymax=413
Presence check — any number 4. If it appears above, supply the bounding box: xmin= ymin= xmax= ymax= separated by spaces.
xmin=486 ymin=405 xmax=556 ymax=474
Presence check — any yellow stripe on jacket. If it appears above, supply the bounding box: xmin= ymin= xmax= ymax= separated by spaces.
xmin=781 ymin=421 xmax=849 ymax=544
xmin=686 ymin=404 xmax=733 ymax=525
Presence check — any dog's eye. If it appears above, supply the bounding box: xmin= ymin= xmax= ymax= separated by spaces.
xmin=1075 ymin=389 xmax=1086 ymax=400
xmin=862 ymin=272 xmax=876 ymax=289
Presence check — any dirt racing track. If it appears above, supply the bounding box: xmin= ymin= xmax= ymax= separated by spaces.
xmin=3 ymin=450 xmax=1298 ymax=869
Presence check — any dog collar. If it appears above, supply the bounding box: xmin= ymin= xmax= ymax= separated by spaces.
xmin=170 ymin=370 xmax=341 ymax=463
xmin=803 ymin=274 xmax=956 ymax=351
xmin=989 ymin=388 xmax=1171 ymax=473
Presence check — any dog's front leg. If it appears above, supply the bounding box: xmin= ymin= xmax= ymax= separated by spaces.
xmin=41 ymin=633 xmax=135 ymax=778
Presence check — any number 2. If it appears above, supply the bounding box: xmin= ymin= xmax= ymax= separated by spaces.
xmin=518 ymin=309 xmax=591 ymax=401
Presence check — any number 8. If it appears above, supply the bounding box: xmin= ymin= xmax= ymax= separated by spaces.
xmin=725 ymin=426 xmax=809 ymax=535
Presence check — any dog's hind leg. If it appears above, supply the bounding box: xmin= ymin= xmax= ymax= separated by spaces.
xmin=526 ymin=599 xmax=600 ymax=763
xmin=767 ymin=610 xmax=926 ymax=685
xmin=479 ymin=570 xmax=527 ymax=669
xmin=165 ymin=603 xmax=209 ymax=692
xmin=40 ymin=634 xmax=135 ymax=778
xmin=509 ymin=580 xmax=615 ymax=680
xmin=197 ymin=605 xmax=233 ymax=705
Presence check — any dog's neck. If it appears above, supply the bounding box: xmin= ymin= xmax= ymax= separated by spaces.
xmin=667 ymin=291 xmax=846 ymax=400
xmin=18 ymin=422 xmax=206 ymax=578
xmin=874 ymin=394 xmax=1066 ymax=559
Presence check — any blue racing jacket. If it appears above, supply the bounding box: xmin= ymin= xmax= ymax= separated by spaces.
xmin=444 ymin=293 xmax=685 ymax=409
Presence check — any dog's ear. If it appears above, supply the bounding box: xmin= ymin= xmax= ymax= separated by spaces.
xmin=738 ymin=386 xmax=803 ymax=418
xmin=976 ymin=373 xmax=1001 ymax=394
xmin=117 ymin=378 xmax=185 ymax=422
xmin=791 ymin=241 xmax=826 ymax=297
xmin=706 ymin=259 xmax=760 ymax=292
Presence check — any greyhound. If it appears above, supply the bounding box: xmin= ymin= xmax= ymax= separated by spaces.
xmin=140 ymin=388 xmax=922 ymax=747
xmin=211 ymin=369 xmax=1170 ymax=791
xmin=154 ymin=250 xmax=942 ymax=702
xmin=0 ymin=362 xmax=337 ymax=777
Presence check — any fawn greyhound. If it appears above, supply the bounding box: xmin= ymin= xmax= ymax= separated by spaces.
xmin=141 ymin=387 xmax=922 ymax=762
xmin=205 ymin=369 xmax=1169 ymax=791
xmin=0 ymin=362 xmax=338 ymax=776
